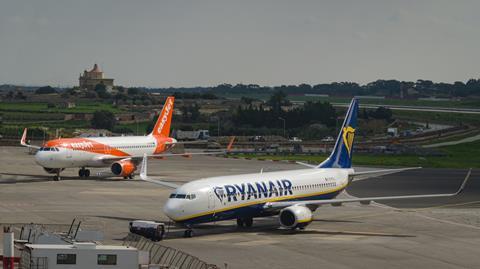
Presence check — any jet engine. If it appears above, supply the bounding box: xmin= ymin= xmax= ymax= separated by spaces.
xmin=279 ymin=205 xmax=313 ymax=229
xmin=111 ymin=160 xmax=136 ymax=177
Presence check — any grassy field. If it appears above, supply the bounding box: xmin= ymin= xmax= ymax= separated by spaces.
xmin=228 ymin=140 xmax=480 ymax=168
xmin=393 ymin=110 xmax=480 ymax=126
xmin=220 ymin=93 xmax=480 ymax=109
xmin=0 ymin=101 xmax=122 ymax=113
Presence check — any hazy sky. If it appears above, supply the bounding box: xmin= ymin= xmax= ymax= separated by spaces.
xmin=1 ymin=0 xmax=480 ymax=87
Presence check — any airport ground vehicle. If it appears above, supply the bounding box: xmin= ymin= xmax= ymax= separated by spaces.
xmin=129 ymin=221 xmax=165 ymax=241
xmin=175 ymin=130 xmax=210 ymax=141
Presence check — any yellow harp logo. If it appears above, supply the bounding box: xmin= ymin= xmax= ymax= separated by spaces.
xmin=342 ymin=126 xmax=355 ymax=156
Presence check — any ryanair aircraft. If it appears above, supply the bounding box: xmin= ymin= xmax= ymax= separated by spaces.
xmin=139 ymin=98 xmax=471 ymax=237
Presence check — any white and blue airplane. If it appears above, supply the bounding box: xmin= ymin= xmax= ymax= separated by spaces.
xmin=139 ymin=98 xmax=471 ymax=237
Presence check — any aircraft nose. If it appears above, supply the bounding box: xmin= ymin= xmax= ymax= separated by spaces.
xmin=34 ymin=151 xmax=46 ymax=166
xmin=163 ymin=199 xmax=183 ymax=220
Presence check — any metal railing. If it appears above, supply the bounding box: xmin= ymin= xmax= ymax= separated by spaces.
xmin=123 ymin=233 xmax=218 ymax=269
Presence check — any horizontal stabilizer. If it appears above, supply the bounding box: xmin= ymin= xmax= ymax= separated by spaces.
xmin=139 ymin=153 xmax=180 ymax=189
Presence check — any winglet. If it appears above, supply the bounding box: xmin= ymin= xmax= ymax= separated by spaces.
xmin=20 ymin=128 xmax=28 ymax=146
xmin=455 ymin=168 xmax=472 ymax=195
xmin=140 ymin=153 xmax=148 ymax=180
xmin=20 ymin=128 xmax=41 ymax=149
xmin=226 ymin=136 xmax=236 ymax=152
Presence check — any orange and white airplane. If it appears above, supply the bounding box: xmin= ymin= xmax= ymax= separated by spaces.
xmin=20 ymin=97 xmax=231 ymax=181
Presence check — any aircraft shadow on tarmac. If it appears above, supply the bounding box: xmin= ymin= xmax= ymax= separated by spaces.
xmin=0 ymin=172 xmax=190 ymax=184
xmin=96 ymin=215 xmax=414 ymax=240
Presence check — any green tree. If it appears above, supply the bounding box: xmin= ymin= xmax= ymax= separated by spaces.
xmin=94 ymin=84 xmax=110 ymax=99
xmin=370 ymin=107 xmax=392 ymax=121
xmin=127 ymin=87 xmax=141 ymax=95
xmin=35 ymin=86 xmax=57 ymax=94
xmin=91 ymin=110 xmax=116 ymax=130
xmin=266 ymin=90 xmax=291 ymax=113
xmin=15 ymin=91 xmax=27 ymax=100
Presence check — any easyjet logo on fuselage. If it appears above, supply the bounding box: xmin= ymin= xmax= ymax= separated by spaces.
xmin=70 ymin=141 xmax=93 ymax=149
xmin=157 ymin=98 xmax=173 ymax=134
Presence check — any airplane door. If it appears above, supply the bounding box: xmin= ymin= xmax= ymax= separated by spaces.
xmin=66 ymin=147 xmax=72 ymax=158
xmin=104 ymin=144 xmax=111 ymax=155
xmin=208 ymin=190 xmax=215 ymax=210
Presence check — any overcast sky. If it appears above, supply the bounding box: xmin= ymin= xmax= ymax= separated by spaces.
xmin=1 ymin=0 xmax=479 ymax=87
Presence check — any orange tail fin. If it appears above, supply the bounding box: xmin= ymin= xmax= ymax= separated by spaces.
xmin=151 ymin=96 xmax=175 ymax=137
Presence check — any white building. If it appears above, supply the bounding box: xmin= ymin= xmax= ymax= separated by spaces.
xmin=21 ymin=242 xmax=139 ymax=269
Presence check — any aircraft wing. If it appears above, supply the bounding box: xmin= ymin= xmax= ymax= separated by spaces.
xmin=295 ymin=161 xmax=422 ymax=182
xmin=264 ymin=169 xmax=471 ymax=210
xmin=96 ymin=136 xmax=235 ymax=163
xmin=20 ymin=128 xmax=41 ymax=149
xmin=138 ymin=153 xmax=180 ymax=189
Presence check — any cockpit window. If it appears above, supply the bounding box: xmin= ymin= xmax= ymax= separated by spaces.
xmin=169 ymin=193 xmax=196 ymax=199
xmin=39 ymin=147 xmax=59 ymax=152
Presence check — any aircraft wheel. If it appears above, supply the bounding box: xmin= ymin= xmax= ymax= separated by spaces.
xmin=244 ymin=218 xmax=253 ymax=228
xmin=78 ymin=169 xmax=85 ymax=178
xmin=128 ymin=174 xmax=134 ymax=179
xmin=84 ymin=169 xmax=90 ymax=178
xmin=236 ymin=218 xmax=244 ymax=228
xmin=53 ymin=175 xmax=60 ymax=181
xmin=184 ymin=230 xmax=194 ymax=238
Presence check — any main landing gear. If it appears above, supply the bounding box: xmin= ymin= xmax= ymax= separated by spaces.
xmin=236 ymin=217 xmax=253 ymax=228
xmin=78 ymin=168 xmax=91 ymax=178
xmin=123 ymin=174 xmax=134 ymax=180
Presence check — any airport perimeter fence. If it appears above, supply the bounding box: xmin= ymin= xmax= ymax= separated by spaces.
xmin=123 ymin=233 xmax=219 ymax=269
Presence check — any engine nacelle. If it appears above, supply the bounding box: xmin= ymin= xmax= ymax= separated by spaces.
xmin=279 ymin=205 xmax=313 ymax=229
xmin=111 ymin=160 xmax=136 ymax=177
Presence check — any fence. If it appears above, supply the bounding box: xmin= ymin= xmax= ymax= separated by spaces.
xmin=123 ymin=233 xmax=218 ymax=269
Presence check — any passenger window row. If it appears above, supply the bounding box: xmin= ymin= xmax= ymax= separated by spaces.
xmin=293 ymin=182 xmax=336 ymax=190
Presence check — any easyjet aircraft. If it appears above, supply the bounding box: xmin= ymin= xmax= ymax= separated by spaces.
xmin=20 ymin=97 xmax=230 ymax=181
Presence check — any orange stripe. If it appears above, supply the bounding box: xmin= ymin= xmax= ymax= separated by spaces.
xmin=153 ymin=136 xmax=175 ymax=154
xmin=45 ymin=138 xmax=130 ymax=157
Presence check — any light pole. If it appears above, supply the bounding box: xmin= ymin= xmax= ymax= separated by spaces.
xmin=211 ymin=117 xmax=220 ymax=137
xmin=278 ymin=117 xmax=286 ymax=139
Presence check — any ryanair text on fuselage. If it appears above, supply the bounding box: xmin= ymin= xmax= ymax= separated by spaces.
xmin=214 ymin=179 xmax=293 ymax=203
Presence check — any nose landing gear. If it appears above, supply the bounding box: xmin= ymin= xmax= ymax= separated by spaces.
xmin=183 ymin=224 xmax=194 ymax=238
xmin=183 ymin=229 xmax=194 ymax=238
xmin=43 ymin=168 xmax=64 ymax=181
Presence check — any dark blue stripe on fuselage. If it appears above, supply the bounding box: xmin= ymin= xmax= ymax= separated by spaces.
xmin=178 ymin=188 xmax=343 ymax=225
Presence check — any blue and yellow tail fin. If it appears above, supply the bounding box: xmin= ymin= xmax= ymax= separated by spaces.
xmin=318 ymin=98 xmax=358 ymax=169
